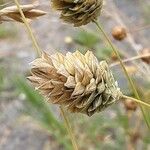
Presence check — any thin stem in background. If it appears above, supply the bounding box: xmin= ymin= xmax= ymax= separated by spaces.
xmin=129 ymin=24 xmax=150 ymax=33
xmin=110 ymin=53 xmax=150 ymax=67
xmin=122 ymin=95 xmax=150 ymax=108
xmin=60 ymin=107 xmax=78 ymax=150
xmin=93 ymin=20 xmax=150 ymax=129
xmin=14 ymin=0 xmax=79 ymax=149
xmin=14 ymin=0 xmax=41 ymax=57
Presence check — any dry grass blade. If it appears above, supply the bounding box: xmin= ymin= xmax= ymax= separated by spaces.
xmin=0 ymin=3 xmax=46 ymax=23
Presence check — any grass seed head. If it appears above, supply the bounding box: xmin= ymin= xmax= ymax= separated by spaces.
xmin=28 ymin=50 xmax=122 ymax=116
xmin=51 ymin=0 xmax=103 ymax=27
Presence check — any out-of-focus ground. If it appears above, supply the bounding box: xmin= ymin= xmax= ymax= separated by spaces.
xmin=0 ymin=0 xmax=150 ymax=150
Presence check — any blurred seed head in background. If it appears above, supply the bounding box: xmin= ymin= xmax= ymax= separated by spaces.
xmin=112 ymin=26 xmax=127 ymax=41
xmin=51 ymin=0 xmax=103 ymax=27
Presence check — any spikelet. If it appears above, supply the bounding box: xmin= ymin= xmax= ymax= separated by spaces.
xmin=28 ymin=51 xmax=122 ymax=116
xmin=51 ymin=0 xmax=103 ymax=27
xmin=0 ymin=4 xmax=46 ymax=23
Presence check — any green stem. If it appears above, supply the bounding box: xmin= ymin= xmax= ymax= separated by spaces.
xmin=93 ymin=20 xmax=150 ymax=129
xmin=14 ymin=0 xmax=79 ymax=148
xmin=60 ymin=106 xmax=78 ymax=150
xmin=122 ymin=95 xmax=150 ymax=108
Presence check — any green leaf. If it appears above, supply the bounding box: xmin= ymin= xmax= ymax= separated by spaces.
xmin=95 ymin=47 xmax=112 ymax=60
xmin=74 ymin=30 xmax=100 ymax=48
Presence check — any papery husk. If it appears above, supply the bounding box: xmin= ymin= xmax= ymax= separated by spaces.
xmin=28 ymin=50 xmax=122 ymax=116
xmin=0 ymin=4 xmax=46 ymax=23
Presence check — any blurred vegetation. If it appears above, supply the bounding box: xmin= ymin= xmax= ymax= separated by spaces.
xmin=0 ymin=25 xmax=17 ymax=39
xmin=15 ymin=77 xmax=72 ymax=150
xmin=73 ymin=30 xmax=123 ymax=62
xmin=0 ymin=68 xmax=4 ymax=91
xmin=137 ymin=86 xmax=150 ymax=129
xmin=141 ymin=2 xmax=150 ymax=24
xmin=74 ymin=30 xmax=100 ymax=49
xmin=0 ymin=0 xmax=4 ymax=7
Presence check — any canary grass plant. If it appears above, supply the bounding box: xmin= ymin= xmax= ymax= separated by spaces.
xmin=2 ymin=0 xmax=149 ymax=149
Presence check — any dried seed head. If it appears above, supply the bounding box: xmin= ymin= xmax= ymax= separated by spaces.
xmin=112 ymin=26 xmax=127 ymax=41
xmin=51 ymin=0 xmax=103 ymax=27
xmin=139 ymin=48 xmax=150 ymax=64
xmin=123 ymin=99 xmax=138 ymax=111
xmin=0 ymin=4 xmax=46 ymax=23
xmin=28 ymin=51 xmax=122 ymax=116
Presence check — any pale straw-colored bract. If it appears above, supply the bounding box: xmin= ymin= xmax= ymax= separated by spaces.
xmin=0 ymin=4 xmax=46 ymax=23
xmin=28 ymin=51 xmax=122 ymax=116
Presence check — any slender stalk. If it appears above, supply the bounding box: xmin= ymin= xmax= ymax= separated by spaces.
xmin=129 ymin=24 xmax=150 ymax=33
xmin=14 ymin=0 xmax=78 ymax=149
xmin=93 ymin=20 xmax=137 ymax=95
xmin=93 ymin=20 xmax=150 ymax=128
xmin=14 ymin=0 xmax=41 ymax=56
xmin=110 ymin=53 xmax=150 ymax=67
xmin=60 ymin=107 xmax=78 ymax=150
xmin=122 ymin=95 xmax=150 ymax=108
